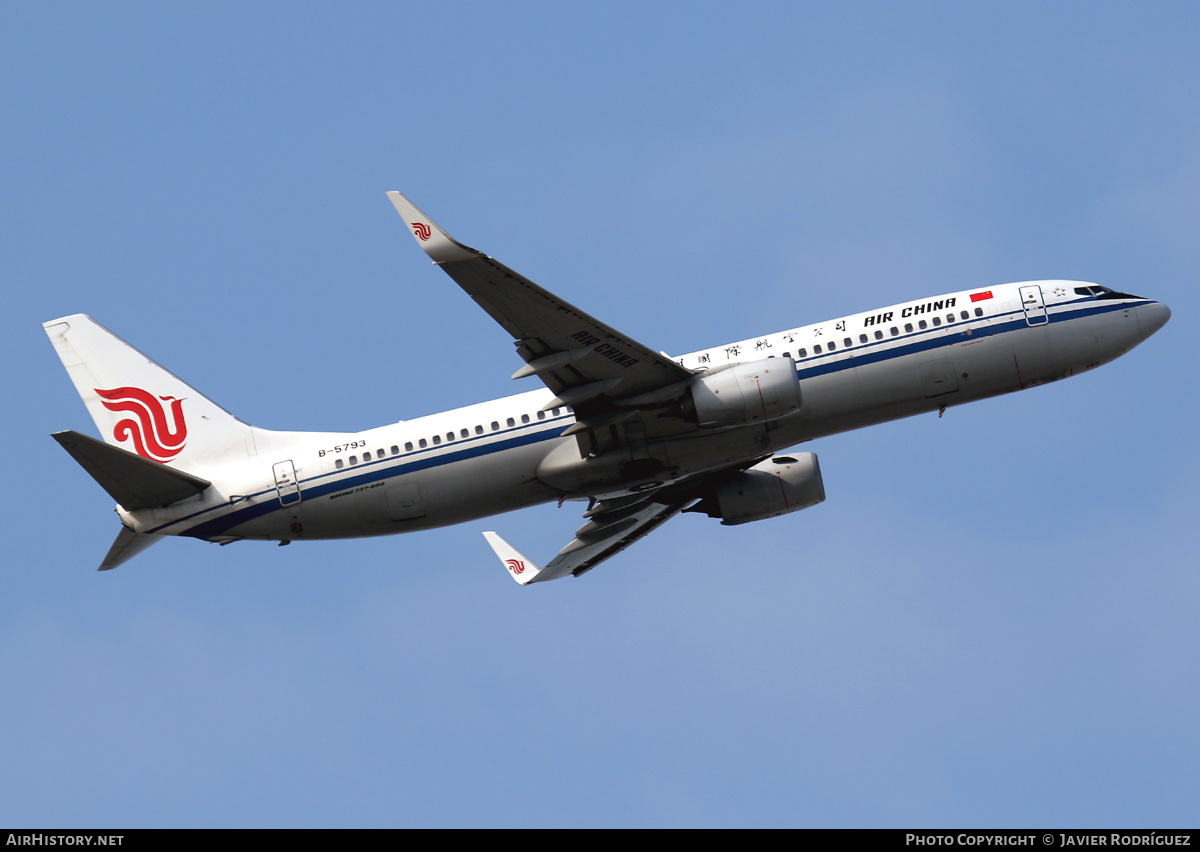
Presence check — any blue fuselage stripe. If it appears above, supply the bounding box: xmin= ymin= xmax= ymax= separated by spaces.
xmin=168 ymin=422 xmax=569 ymax=538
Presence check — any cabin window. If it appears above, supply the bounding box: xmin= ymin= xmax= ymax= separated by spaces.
xmin=390 ymin=445 xmax=399 ymax=455
xmin=813 ymin=344 xmax=822 ymax=354
xmin=335 ymin=459 xmax=344 ymax=470
xmin=874 ymin=330 xmax=883 ymax=340
xmin=460 ymin=428 xmax=469 ymax=438
xmin=960 ymin=310 xmax=969 ymax=320
xmin=537 ymin=411 xmax=546 ymax=420
xmin=932 ymin=316 xmax=941 ymax=327
xmin=506 ymin=417 xmax=515 ymax=427
xmin=797 ymin=348 xmax=807 ymax=358
xmin=491 ymin=421 xmax=499 ymax=431
xmin=946 ymin=314 xmax=955 ymax=324
xmin=827 ymin=341 xmax=836 ymax=351
xmin=974 ymin=307 xmax=983 ymax=317
xmin=432 ymin=435 xmax=441 ymax=445
xmin=418 ymin=438 xmax=427 ymax=449
xmin=405 ymin=442 xmax=414 ymax=452
xmin=362 ymin=451 xmax=371 ymax=461
xmin=475 ymin=425 xmax=483 ymax=435
xmin=844 ymin=337 xmax=852 ymax=347
xmin=349 ymin=455 xmax=358 ymax=465
xmin=552 ymin=408 xmax=561 ymax=416
xmin=446 ymin=432 xmax=454 ymax=442
xmin=521 ymin=414 xmax=530 ymax=424
xmin=918 ymin=320 xmax=927 ymax=330
xmin=890 ymin=327 xmax=899 ymax=337
xmin=904 ymin=323 xmax=913 ymax=333
xmin=859 ymin=334 xmax=867 ymax=344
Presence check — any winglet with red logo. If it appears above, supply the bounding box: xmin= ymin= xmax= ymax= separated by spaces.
xmin=386 ymin=191 xmax=476 ymax=264
xmin=482 ymin=531 xmax=543 ymax=586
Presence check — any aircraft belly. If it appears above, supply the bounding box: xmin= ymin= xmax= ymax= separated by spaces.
xmin=797 ymin=334 xmax=1020 ymax=439
xmin=418 ymin=441 xmax=557 ymax=528
xmin=278 ymin=439 xmax=557 ymax=540
xmin=537 ymin=427 xmax=770 ymax=497
xmin=1007 ymin=308 xmax=1141 ymax=389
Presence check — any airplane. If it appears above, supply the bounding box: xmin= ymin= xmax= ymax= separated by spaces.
xmin=45 ymin=192 xmax=1171 ymax=583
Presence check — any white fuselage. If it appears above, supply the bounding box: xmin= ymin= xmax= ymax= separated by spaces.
xmin=119 ymin=281 xmax=1168 ymax=544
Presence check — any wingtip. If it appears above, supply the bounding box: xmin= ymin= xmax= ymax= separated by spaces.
xmin=482 ymin=531 xmax=543 ymax=585
xmin=386 ymin=191 xmax=474 ymax=263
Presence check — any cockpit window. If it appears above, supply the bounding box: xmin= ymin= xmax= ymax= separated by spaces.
xmin=1075 ymin=285 xmax=1139 ymax=300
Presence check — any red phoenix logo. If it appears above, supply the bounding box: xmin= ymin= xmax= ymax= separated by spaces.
xmin=505 ymin=559 xmax=525 ymax=576
xmin=94 ymin=386 xmax=188 ymax=462
xmin=412 ymin=222 xmax=432 ymax=241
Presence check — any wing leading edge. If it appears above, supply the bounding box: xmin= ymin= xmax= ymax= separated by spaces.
xmin=387 ymin=192 xmax=694 ymax=422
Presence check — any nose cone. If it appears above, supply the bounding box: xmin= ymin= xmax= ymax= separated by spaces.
xmin=1138 ymin=301 xmax=1171 ymax=341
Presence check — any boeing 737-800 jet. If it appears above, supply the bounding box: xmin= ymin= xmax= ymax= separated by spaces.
xmin=45 ymin=192 xmax=1170 ymax=583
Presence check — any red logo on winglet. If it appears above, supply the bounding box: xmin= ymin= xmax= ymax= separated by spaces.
xmin=94 ymin=386 xmax=188 ymax=462
xmin=505 ymin=559 xmax=525 ymax=576
xmin=412 ymin=222 xmax=432 ymax=241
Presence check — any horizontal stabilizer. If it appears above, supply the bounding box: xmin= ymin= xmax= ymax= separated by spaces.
xmin=100 ymin=525 xmax=165 ymax=571
xmin=53 ymin=430 xmax=211 ymax=511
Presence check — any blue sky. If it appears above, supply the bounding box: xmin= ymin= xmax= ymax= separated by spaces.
xmin=2 ymin=2 xmax=1197 ymax=827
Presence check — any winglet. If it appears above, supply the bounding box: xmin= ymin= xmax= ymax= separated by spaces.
xmin=386 ymin=191 xmax=475 ymax=263
xmin=482 ymin=531 xmax=543 ymax=586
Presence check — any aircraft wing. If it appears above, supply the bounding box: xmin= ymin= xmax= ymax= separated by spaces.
xmin=388 ymin=192 xmax=694 ymax=419
xmin=483 ymin=490 xmax=690 ymax=584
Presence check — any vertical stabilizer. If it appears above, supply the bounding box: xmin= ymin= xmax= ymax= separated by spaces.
xmin=44 ymin=314 xmax=256 ymax=474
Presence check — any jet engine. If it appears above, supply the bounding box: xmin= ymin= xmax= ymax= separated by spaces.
xmin=680 ymin=358 xmax=802 ymax=428
xmin=687 ymin=453 xmax=825 ymax=525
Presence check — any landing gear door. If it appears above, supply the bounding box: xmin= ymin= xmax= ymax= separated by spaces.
xmin=1019 ymin=284 xmax=1049 ymax=326
xmin=272 ymin=460 xmax=302 ymax=506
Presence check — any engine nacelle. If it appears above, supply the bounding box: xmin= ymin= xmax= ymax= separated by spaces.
xmin=681 ymin=358 xmax=801 ymax=428
xmin=690 ymin=453 xmax=825 ymax=525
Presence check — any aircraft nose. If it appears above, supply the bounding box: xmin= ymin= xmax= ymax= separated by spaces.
xmin=1138 ymin=301 xmax=1171 ymax=341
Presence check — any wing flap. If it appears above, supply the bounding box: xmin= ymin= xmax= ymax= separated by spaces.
xmin=542 ymin=498 xmax=684 ymax=580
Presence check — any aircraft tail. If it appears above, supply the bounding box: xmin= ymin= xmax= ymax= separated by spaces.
xmin=44 ymin=314 xmax=257 ymax=475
